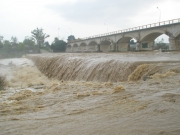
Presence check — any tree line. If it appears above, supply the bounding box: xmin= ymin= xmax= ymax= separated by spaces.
xmin=0 ymin=28 xmax=69 ymax=58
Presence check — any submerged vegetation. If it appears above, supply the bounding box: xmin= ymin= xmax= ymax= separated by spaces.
xmin=0 ymin=75 xmax=6 ymax=90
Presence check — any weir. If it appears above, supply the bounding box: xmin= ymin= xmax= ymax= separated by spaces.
xmin=27 ymin=53 xmax=180 ymax=82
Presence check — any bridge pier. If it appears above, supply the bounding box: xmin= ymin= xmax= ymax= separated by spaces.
xmin=136 ymin=41 xmax=154 ymax=51
xmin=115 ymin=43 xmax=118 ymax=52
xmin=66 ymin=46 xmax=72 ymax=53
xmin=117 ymin=43 xmax=129 ymax=52
xmin=110 ymin=43 xmax=116 ymax=52
xmin=169 ymin=37 xmax=176 ymax=50
xmin=136 ymin=42 xmax=141 ymax=51
xmin=97 ymin=44 xmax=101 ymax=52
xmin=169 ymin=37 xmax=180 ymax=50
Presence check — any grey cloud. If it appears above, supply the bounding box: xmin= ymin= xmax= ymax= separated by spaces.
xmin=47 ymin=0 xmax=164 ymax=26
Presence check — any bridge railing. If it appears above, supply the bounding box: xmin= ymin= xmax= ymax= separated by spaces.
xmin=68 ymin=18 xmax=180 ymax=43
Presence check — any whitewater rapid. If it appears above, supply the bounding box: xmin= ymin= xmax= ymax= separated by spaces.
xmin=27 ymin=52 xmax=180 ymax=82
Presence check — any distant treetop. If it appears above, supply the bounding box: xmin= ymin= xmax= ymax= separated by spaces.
xmin=67 ymin=35 xmax=75 ymax=42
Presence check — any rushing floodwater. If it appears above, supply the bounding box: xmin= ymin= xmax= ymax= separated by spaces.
xmin=1 ymin=52 xmax=180 ymax=135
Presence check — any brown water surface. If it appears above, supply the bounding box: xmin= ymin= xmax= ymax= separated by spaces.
xmin=0 ymin=52 xmax=180 ymax=135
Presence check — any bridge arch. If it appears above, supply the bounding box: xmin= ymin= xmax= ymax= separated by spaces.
xmin=140 ymin=30 xmax=169 ymax=50
xmin=88 ymin=41 xmax=98 ymax=52
xmin=116 ymin=35 xmax=135 ymax=52
xmin=72 ymin=44 xmax=79 ymax=52
xmin=174 ymin=30 xmax=180 ymax=38
xmin=140 ymin=30 xmax=165 ymax=41
xmin=100 ymin=39 xmax=114 ymax=52
xmin=66 ymin=44 xmax=72 ymax=53
xmin=79 ymin=42 xmax=87 ymax=52
xmin=124 ymin=34 xmax=138 ymax=41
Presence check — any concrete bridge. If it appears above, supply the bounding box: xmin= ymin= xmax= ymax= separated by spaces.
xmin=67 ymin=18 xmax=180 ymax=52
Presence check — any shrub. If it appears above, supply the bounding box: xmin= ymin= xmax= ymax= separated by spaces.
xmin=0 ymin=75 xmax=6 ymax=90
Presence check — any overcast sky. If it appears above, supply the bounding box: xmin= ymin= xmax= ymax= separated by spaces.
xmin=0 ymin=0 xmax=180 ymax=43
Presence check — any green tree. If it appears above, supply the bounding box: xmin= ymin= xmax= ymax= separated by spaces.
xmin=155 ymin=38 xmax=168 ymax=50
xmin=0 ymin=36 xmax=3 ymax=41
xmin=67 ymin=35 xmax=75 ymax=42
xmin=10 ymin=36 xmax=18 ymax=46
xmin=0 ymin=36 xmax=3 ymax=48
xmin=159 ymin=38 xmax=164 ymax=43
xmin=31 ymin=28 xmax=50 ymax=53
xmin=129 ymin=39 xmax=136 ymax=44
xmin=3 ymin=40 xmax=11 ymax=52
xmin=44 ymin=41 xmax=50 ymax=47
xmin=51 ymin=38 xmax=67 ymax=52
xmin=23 ymin=37 xmax=35 ymax=47
xmin=0 ymin=42 xmax=3 ymax=48
xmin=3 ymin=40 xmax=11 ymax=47
xmin=18 ymin=42 xmax=25 ymax=50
